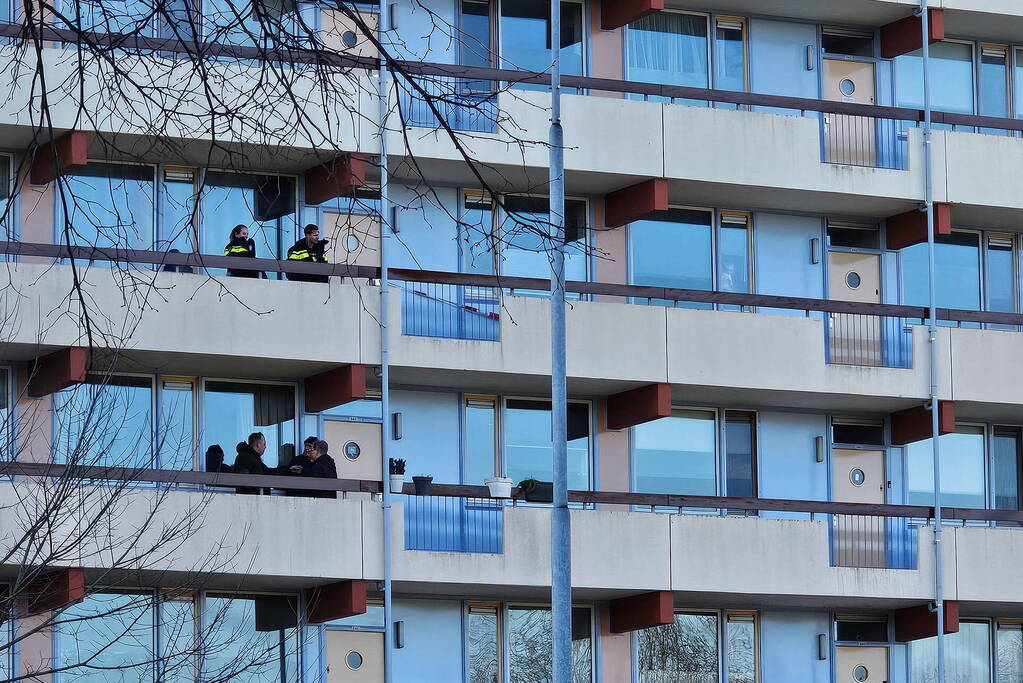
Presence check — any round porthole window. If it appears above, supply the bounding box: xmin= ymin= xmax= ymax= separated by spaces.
xmin=345 ymin=650 xmax=364 ymax=671
xmin=840 ymin=78 xmax=856 ymax=97
xmin=846 ymin=271 xmax=862 ymax=289
xmin=344 ymin=441 xmax=361 ymax=461
xmin=345 ymin=234 xmax=361 ymax=252
xmin=852 ymin=664 xmax=869 ymax=682
xmin=850 ymin=468 xmax=866 ymax=486
xmin=342 ymin=30 xmax=358 ymax=48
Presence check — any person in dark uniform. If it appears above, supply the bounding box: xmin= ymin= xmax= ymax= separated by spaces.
xmin=286 ymin=224 xmax=329 ymax=283
xmin=286 ymin=439 xmax=338 ymax=498
xmin=224 ymin=225 xmax=264 ymax=278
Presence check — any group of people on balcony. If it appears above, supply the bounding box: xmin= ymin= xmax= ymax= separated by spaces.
xmin=224 ymin=223 xmax=330 ymax=282
xmin=205 ymin=433 xmax=338 ymax=498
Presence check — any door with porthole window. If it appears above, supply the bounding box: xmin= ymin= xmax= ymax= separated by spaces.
xmin=323 ymin=211 xmax=381 ymax=268
xmin=835 ymin=645 xmax=888 ymax=683
xmin=326 ymin=630 xmax=384 ymax=682
xmin=324 ymin=419 xmax=382 ymax=483
xmin=824 ymin=59 xmax=877 ymax=166
xmin=828 ymin=251 xmax=882 ymax=365
xmin=832 ymin=448 xmax=886 ymax=568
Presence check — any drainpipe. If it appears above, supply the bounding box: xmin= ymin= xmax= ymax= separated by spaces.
xmin=378 ymin=2 xmax=395 ymax=681
xmin=548 ymin=0 xmax=571 ymax=677
xmin=919 ymin=2 xmax=945 ymax=681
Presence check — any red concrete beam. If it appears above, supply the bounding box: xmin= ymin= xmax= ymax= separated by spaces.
xmin=306 ymin=579 xmax=368 ymax=624
xmin=601 ymin=0 xmax=664 ymax=31
xmin=604 ymin=178 xmax=668 ymax=228
xmin=881 ymin=8 xmax=945 ymax=59
xmin=305 ymin=364 xmax=367 ymax=413
xmin=30 ymin=131 xmax=92 ymax=185
xmin=607 ymin=383 xmax=671 ymax=430
xmin=27 ymin=347 xmax=88 ymax=398
xmin=610 ymin=591 xmax=674 ymax=633
xmin=894 ymin=600 xmax=959 ymax=642
xmin=23 ymin=568 xmax=85 ymax=615
xmin=890 ymin=401 xmax=955 ymax=446
xmin=886 ymin=202 xmax=951 ymax=250
xmin=304 ymin=154 xmax=368 ymax=206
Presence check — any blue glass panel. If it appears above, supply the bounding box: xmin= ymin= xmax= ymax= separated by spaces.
xmin=203 ymin=381 xmax=295 ymax=470
xmin=901 ymin=232 xmax=981 ymax=318
xmin=54 ymin=376 xmax=154 ymax=468
xmin=159 ymin=381 xmax=194 ymax=471
xmin=633 ymin=409 xmax=716 ymax=495
xmin=911 ymin=621 xmax=990 ymax=683
xmin=202 ymin=596 xmax=298 ymax=682
xmin=628 ymin=12 xmax=708 ymax=105
xmin=58 ymin=593 xmax=155 ymax=681
xmin=896 ymin=42 xmax=974 ymax=131
xmin=630 ymin=208 xmax=713 ymax=308
xmin=62 ymin=164 xmax=155 ymax=261
xmin=500 ymin=0 xmax=582 ymax=91
xmin=906 ymin=427 xmax=986 ymax=508
xmin=504 ymin=399 xmax=589 ymax=489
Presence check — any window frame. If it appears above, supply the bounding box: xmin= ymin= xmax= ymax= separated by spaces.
xmin=500 ymin=395 xmax=593 ymax=490
xmin=990 ymin=424 xmax=1023 ymax=514
xmin=904 ymin=421 xmax=989 ymax=513
xmin=465 ymin=600 xmax=502 ymax=682
xmin=463 ymin=394 xmax=499 ymax=485
xmin=503 ymin=602 xmax=595 ymax=683
xmin=494 ymin=0 xmax=587 ymax=82
xmin=634 ymin=608 xmax=761 ymax=683
xmin=712 ymin=15 xmax=749 ymax=97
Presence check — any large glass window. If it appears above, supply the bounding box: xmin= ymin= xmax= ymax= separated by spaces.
xmin=998 ymin=621 xmax=1023 ymax=683
xmin=57 ymin=592 xmax=157 ymax=681
xmin=992 ymin=427 xmax=1022 ymax=511
xmin=627 ymin=12 xmax=708 ymax=90
xmin=902 ymin=232 xmax=982 ymax=314
xmin=507 ymin=606 xmax=592 ymax=683
xmin=467 ymin=603 xmax=500 ymax=683
xmin=460 ymin=0 xmax=492 ymax=70
xmin=500 ymin=0 xmax=583 ymax=86
xmin=912 ymin=620 xmax=991 ymax=683
xmin=202 ymin=594 xmax=298 ymax=682
xmin=633 ymin=409 xmax=716 ymax=496
xmin=465 ymin=395 xmax=498 ymax=485
xmin=61 ymin=164 xmax=155 ymax=257
xmin=54 ymin=375 xmax=154 ymax=469
xmin=980 ymin=46 xmax=1010 ymax=133
xmin=500 ymin=195 xmax=587 ymax=290
xmin=160 ymin=378 xmax=195 ymax=471
xmin=896 ymin=41 xmax=976 ymax=119
xmin=504 ymin=399 xmax=589 ymax=490
xmin=203 ymin=381 xmax=296 ymax=470
xmin=160 ymin=167 xmax=199 ymax=254
xmin=637 ymin=612 xmax=719 ymax=683
xmin=906 ymin=425 xmax=986 ymax=508
xmin=725 ymin=412 xmax=755 ymax=498
xmin=727 ymin=613 xmax=757 ymax=683
xmin=986 ymin=234 xmax=1017 ymax=317
xmin=714 ymin=18 xmax=746 ymax=103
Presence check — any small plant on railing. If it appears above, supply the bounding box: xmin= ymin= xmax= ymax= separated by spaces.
xmin=389 ymin=458 xmax=406 ymax=494
xmin=412 ymin=474 xmax=433 ymax=496
xmin=517 ymin=477 xmax=553 ymax=503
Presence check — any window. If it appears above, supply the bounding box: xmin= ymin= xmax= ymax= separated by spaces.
xmin=992 ymin=427 xmax=1022 ymax=511
xmin=460 ymin=0 xmax=492 ymax=71
xmin=832 ymin=418 xmax=885 ymax=446
xmin=160 ymin=378 xmax=196 ymax=471
xmin=714 ymin=19 xmax=747 ymax=96
xmin=61 ymin=163 xmax=156 ymax=258
xmin=504 ymin=399 xmax=590 ymax=490
xmin=822 ymin=28 xmax=874 ymax=58
xmin=985 ymin=234 xmax=1017 ymax=319
xmin=0 ymin=584 xmax=10 ymax=681
xmin=896 ymin=42 xmax=976 ymax=127
xmin=636 ymin=612 xmax=720 ymax=682
xmin=0 ymin=154 xmax=11 ymax=243
xmin=828 ymin=222 xmax=881 ymax=250
xmin=467 ymin=603 xmax=500 ymax=683
xmin=200 ymin=172 xmax=297 ymax=276
xmin=902 ymin=231 xmax=982 ymax=316
xmin=906 ymin=425 xmax=986 ymax=508
xmin=980 ymin=46 xmax=1010 ymax=133
xmin=629 ymin=209 xmax=752 ymax=309
xmin=726 ymin=613 xmax=758 ymax=683
xmin=54 ymin=375 xmax=155 ymax=469
xmin=465 ymin=395 xmax=498 ymax=485
xmin=911 ymin=620 xmax=990 ymax=683
xmin=507 ymin=605 xmax=592 ymax=683
xmin=500 ymin=195 xmax=588 ymax=291
xmin=324 ymin=599 xmax=384 ymax=629
xmin=57 ymin=592 xmax=158 ymax=681
xmin=725 ymin=412 xmax=755 ymax=498
xmin=202 ymin=594 xmax=298 ymax=682
xmin=500 ymin=0 xmax=583 ymax=88
xmin=836 ymin=617 xmax=888 ymax=643
xmin=203 ymin=381 xmax=296 ymax=470
xmin=997 ymin=620 xmax=1023 ymax=683
xmin=462 ymin=190 xmax=497 ymax=276
xmin=160 ymin=166 xmax=199 ymax=253
xmin=0 ymin=367 xmax=10 ymax=461
xmin=628 ymin=12 xmax=709 ymax=91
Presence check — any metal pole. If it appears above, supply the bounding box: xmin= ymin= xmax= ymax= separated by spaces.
xmin=378 ymin=2 xmax=395 ymax=680
xmin=919 ymin=2 xmax=945 ymax=681
xmin=548 ymin=0 xmax=570 ymax=678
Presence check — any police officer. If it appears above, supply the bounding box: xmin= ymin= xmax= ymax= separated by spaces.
xmin=286 ymin=224 xmax=329 ymax=283
xmin=224 ymin=224 xmax=263 ymax=278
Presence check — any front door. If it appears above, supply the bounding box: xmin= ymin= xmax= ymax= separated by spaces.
xmin=323 ymin=419 xmax=383 ymax=484
xmin=832 ymin=449 xmax=886 ymax=568
xmin=824 ymin=59 xmax=877 ymax=166
xmin=835 ymin=645 xmax=888 ymax=683
xmin=326 ymin=630 xmax=384 ymax=682
xmin=828 ymin=251 xmax=882 ymax=365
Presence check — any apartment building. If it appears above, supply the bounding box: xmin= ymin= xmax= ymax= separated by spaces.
xmin=3 ymin=0 xmax=1023 ymax=681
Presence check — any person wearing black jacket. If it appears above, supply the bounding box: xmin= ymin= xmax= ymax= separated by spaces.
xmin=233 ymin=432 xmax=272 ymax=495
xmin=286 ymin=224 xmax=329 ymax=283
xmin=286 ymin=439 xmax=338 ymax=498
xmin=224 ymin=225 xmax=264 ymax=279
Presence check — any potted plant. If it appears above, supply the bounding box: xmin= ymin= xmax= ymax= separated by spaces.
xmin=388 ymin=458 xmax=406 ymax=494
xmin=485 ymin=475 xmax=514 ymax=498
xmin=517 ymin=477 xmax=553 ymax=503
xmin=412 ymin=474 xmax=433 ymax=496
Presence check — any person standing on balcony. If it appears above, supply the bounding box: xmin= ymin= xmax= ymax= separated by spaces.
xmin=224 ymin=225 xmax=264 ymax=279
xmin=286 ymin=224 xmax=329 ymax=283
xmin=233 ymin=432 xmax=272 ymax=495
xmin=286 ymin=439 xmax=337 ymax=498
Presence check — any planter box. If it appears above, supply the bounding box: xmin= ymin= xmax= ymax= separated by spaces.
xmin=521 ymin=481 xmax=553 ymax=503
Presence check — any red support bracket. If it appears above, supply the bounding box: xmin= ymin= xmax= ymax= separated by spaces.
xmin=609 ymin=591 xmax=674 ymax=633
xmin=23 ymin=568 xmax=85 ymax=615
xmin=27 ymin=347 xmax=88 ymax=398
xmin=30 ymin=131 xmax=92 ymax=185
xmin=305 ymin=364 xmax=367 ymax=413
xmin=601 ymin=0 xmax=664 ymax=31
xmin=894 ymin=601 xmax=959 ymax=642
xmin=890 ymin=401 xmax=955 ymax=446
xmin=607 ymin=383 xmax=671 ymax=431
xmin=881 ymin=8 xmax=945 ymax=60
xmin=304 ymin=154 xmax=368 ymax=206
xmin=886 ymin=202 xmax=951 ymax=251
xmin=604 ymin=178 xmax=668 ymax=229
xmin=306 ymin=579 xmax=368 ymax=624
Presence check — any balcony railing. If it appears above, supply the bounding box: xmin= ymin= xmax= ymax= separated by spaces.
xmin=401 ymin=280 xmax=499 ymax=341
xmin=398 ymin=75 xmax=498 ymax=134
xmin=403 ymin=494 xmax=503 ymax=553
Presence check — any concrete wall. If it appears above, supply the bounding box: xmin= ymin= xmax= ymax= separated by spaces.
xmin=760 ymin=611 xmax=831 ymax=683
xmin=392 ymin=599 xmax=464 ymax=682
xmin=758 ymin=411 xmax=828 ymax=519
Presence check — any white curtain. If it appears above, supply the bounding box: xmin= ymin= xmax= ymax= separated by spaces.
xmin=628 ymin=13 xmax=709 ymax=87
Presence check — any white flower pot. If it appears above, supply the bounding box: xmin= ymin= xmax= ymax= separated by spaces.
xmin=485 ymin=476 xmax=514 ymax=499
xmin=389 ymin=474 xmax=405 ymax=494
